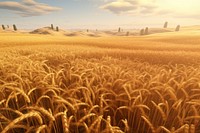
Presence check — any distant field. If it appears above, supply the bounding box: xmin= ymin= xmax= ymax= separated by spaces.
xmin=0 ymin=31 xmax=200 ymax=133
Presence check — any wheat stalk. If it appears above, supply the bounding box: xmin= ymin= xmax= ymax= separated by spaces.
xmin=2 ymin=111 xmax=43 ymax=133
xmin=36 ymin=125 xmax=47 ymax=133
xmin=25 ymin=106 xmax=55 ymax=121
xmin=141 ymin=115 xmax=155 ymax=133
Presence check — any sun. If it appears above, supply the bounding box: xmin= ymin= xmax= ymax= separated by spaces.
xmin=157 ymin=0 xmax=199 ymax=13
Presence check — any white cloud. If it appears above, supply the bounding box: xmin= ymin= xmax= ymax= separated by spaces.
xmin=0 ymin=0 xmax=62 ymax=17
xmin=100 ymin=0 xmax=136 ymax=14
xmin=101 ymin=0 xmax=158 ymax=14
xmin=100 ymin=0 xmax=200 ymax=18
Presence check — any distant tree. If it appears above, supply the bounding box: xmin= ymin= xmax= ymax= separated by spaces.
xmin=175 ymin=25 xmax=180 ymax=31
xmin=56 ymin=26 xmax=59 ymax=32
xmin=51 ymin=24 xmax=54 ymax=30
xmin=87 ymin=29 xmax=89 ymax=32
xmin=163 ymin=21 xmax=168 ymax=28
xmin=13 ymin=24 xmax=17 ymax=31
xmin=145 ymin=27 xmax=149 ymax=35
xmin=140 ymin=29 xmax=144 ymax=35
xmin=126 ymin=31 xmax=129 ymax=36
xmin=118 ymin=27 xmax=121 ymax=32
xmin=2 ymin=25 xmax=5 ymax=30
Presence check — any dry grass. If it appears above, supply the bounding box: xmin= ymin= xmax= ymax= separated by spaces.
xmin=0 ymin=30 xmax=200 ymax=133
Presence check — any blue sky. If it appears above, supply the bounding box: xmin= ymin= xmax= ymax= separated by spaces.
xmin=0 ymin=0 xmax=200 ymax=30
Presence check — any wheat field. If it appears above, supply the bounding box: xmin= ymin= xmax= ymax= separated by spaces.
xmin=0 ymin=30 xmax=200 ymax=133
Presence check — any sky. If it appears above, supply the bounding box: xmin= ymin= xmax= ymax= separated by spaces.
xmin=0 ymin=0 xmax=200 ymax=29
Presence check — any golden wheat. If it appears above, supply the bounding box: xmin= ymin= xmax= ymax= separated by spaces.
xmin=24 ymin=106 xmax=55 ymax=121
xmin=36 ymin=125 xmax=47 ymax=133
xmin=1 ymin=32 xmax=200 ymax=133
xmin=1 ymin=111 xmax=43 ymax=133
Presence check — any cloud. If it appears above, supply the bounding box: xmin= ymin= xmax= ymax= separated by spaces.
xmin=101 ymin=0 xmax=158 ymax=14
xmin=100 ymin=1 xmax=136 ymax=14
xmin=101 ymin=0 xmax=200 ymax=19
xmin=0 ymin=0 xmax=62 ymax=17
